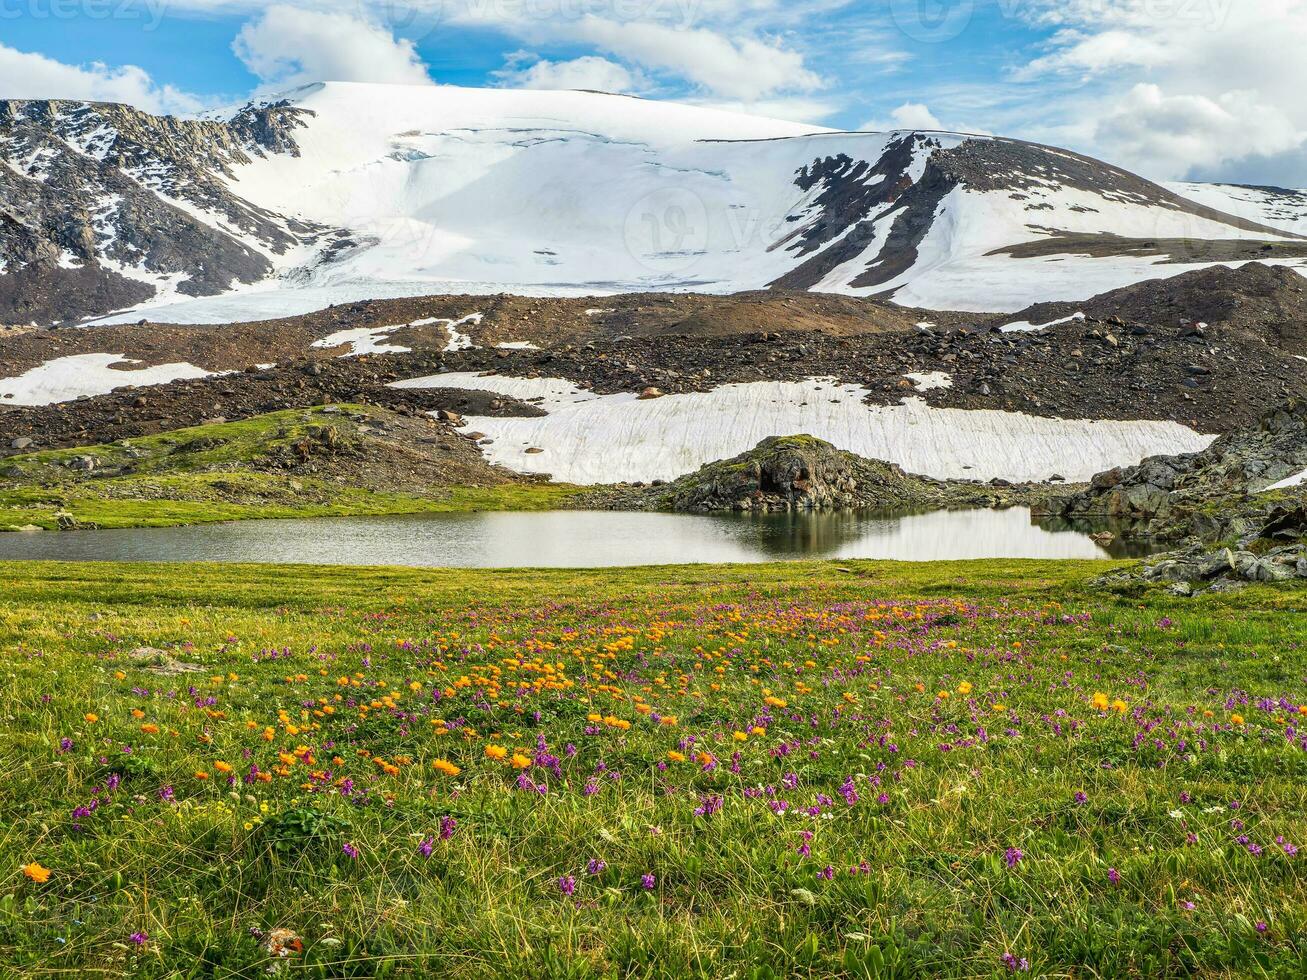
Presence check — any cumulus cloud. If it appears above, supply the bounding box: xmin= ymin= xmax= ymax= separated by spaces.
xmin=495 ymin=55 xmax=645 ymax=94
xmin=1009 ymin=0 xmax=1307 ymax=181
xmin=0 ymin=43 xmax=202 ymax=115
xmin=862 ymin=102 xmax=943 ymax=132
xmin=574 ymin=16 xmax=823 ymax=101
xmin=1092 ymin=83 xmax=1303 ymax=178
xmin=233 ymin=6 xmax=433 ymax=90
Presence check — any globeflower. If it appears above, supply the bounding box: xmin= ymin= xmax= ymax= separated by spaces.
xmin=22 ymin=862 xmax=51 ymax=883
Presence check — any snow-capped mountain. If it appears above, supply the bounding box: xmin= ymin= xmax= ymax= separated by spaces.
xmin=2 ymin=81 xmax=1304 ymax=326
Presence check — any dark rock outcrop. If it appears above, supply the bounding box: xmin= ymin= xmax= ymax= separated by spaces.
xmin=0 ymin=98 xmax=331 ymax=324
xmin=1041 ymin=399 xmax=1307 ymax=540
xmin=630 ymin=435 xmax=954 ymax=513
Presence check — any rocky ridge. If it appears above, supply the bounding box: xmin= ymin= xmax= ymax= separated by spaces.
xmin=0 ymin=98 xmax=332 ymax=323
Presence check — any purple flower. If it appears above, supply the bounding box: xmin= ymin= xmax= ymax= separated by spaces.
xmin=418 ymin=837 xmax=434 ymax=858
xmin=58 ymin=738 xmax=74 ymax=753
xmin=817 ymin=865 xmax=834 ymax=880
xmin=641 ymin=873 xmax=656 ymax=890
xmin=1108 ymin=867 xmax=1121 ymax=885
xmin=558 ymin=875 xmax=576 ymax=896
xmin=439 ymin=815 xmax=457 ymax=840
xmin=1074 ymin=792 xmax=1088 ymax=805
xmin=342 ymin=842 xmax=359 ymax=860
xmin=693 ymin=794 xmax=723 ymax=818
xmin=1002 ymin=953 xmax=1029 ymax=973
xmin=129 ymin=931 xmax=148 ymax=946
xmin=1256 ymin=921 xmax=1268 ymax=934
xmin=1004 ymin=847 xmax=1023 ymax=869
xmin=586 ymin=858 xmax=607 ymax=876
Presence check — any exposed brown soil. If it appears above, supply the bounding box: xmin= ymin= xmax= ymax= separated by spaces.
xmin=0 ymin=291 xmax=971 ymax=382
xmin=989 ymin=234 xmax=1307 ymax=264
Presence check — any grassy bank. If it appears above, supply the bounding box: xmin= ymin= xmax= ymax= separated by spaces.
xmin=0 ymin=406 xmax=583 ymax=530
xmin=1 ymin=559 xmax=1305 ymax=977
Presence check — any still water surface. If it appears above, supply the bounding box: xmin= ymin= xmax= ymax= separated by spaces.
xmin=0 ymin=508 xmax=1146 ymax=568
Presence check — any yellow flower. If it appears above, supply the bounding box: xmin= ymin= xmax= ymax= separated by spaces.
xmin=667 ymin=750 xmax=686 ymax=763
xmin=84 ymin=713 xmax=99 ymax=724
xmin=957 ymin=681 xmax=973 ymax=695
xmin=1111 ymin=699 xmax=1128 ymax=714
xmin=213 ymin=761 xmax=233 ymax=773
xmin=1231 ymin=714 xmax=1245 ymax=726
xmin=1092 ymin=692 xmax=1109 ymax=711
xmin=22 ymin=862 xmax=51 ymax=883
xmin=484 ymin=745 xmax=508 ymax=761
xmin=432 ymin=759 xmax=461 ymax=777
xmin=509 ymin=753 xmax=532 ymax=769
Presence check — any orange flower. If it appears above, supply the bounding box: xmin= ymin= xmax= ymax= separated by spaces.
xmin=84 ymin=713 xmax=99 ymax=724
xmin=432 ymin=759 xmax=461 ymax=777
xmin=22 ymin=862 xmax=51 ymax=883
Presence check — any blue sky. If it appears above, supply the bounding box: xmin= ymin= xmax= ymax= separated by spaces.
xmin=3 ymin=1 xmax=1306 ymax=184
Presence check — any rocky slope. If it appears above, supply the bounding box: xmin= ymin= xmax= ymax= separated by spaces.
xmin=999 ymin=263 xmax=1307 ymax=354
xmin=0 ymin=97 xmax=331 ymax=323
xmin=3 ymin=82 xmax=1306 ymax=327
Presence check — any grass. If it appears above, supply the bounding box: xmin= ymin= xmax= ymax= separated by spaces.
xmin=1 ymin=558 xmax=1305 ymax=978
xmin=0 ymin=407 xmax=583 ymax=530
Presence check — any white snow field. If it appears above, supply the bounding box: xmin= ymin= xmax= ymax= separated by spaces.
xmin=391 ymin=373 xmax=1214 ymax=485
xmin=1168 ymin=182 xmax=1307 ymax=237
xmin=0 ymin=353 xmax=213 ymax=406
xmin=86 ymin=82 xmax=1304 ymax=324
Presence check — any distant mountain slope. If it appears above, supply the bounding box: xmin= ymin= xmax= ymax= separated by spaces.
xmin=1167 ymin=182 xmax=1307 ymax=237
xmin=2 ymin=81 xmax=1305 ymax=326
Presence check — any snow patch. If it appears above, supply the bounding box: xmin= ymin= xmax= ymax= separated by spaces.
xmin=1000 ymin=311 xmax=1086 ymax=334
xmin=311 ymin=325 xmax=411 ymax=357
xmin=1265 ymin=467 xmax=1307 ymax=492
xmin=0 ymin=353 xmax=213 ymax=407
xmin=904 ymin=371 xmax=953 ymax=392
xmin=390 ymin=374 xmax=1214 ymax=485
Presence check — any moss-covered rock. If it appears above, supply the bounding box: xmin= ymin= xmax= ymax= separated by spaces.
xmin=637 ymin=435 xmax=955 ymax=513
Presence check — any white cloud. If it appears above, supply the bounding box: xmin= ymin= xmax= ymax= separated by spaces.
xmin=1092 ymin=83 xmax=1303 ymax=179
xmin=574 ymin=16 xmax=823 ymax=101
xmin=1008 ymin=0 xmax=1307 ymax=181
xmin=495 ymin=55 xmax=644 ymax=94
xmin=0 ymin=43 xmax=202 ymax=115
xmin=233 ymin=5 xmax=433 ymax=91
xmin=862 ymin=102 xmax=943 ymax=132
